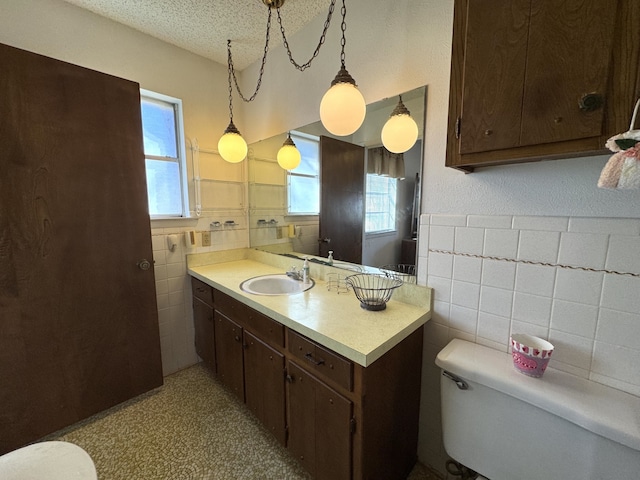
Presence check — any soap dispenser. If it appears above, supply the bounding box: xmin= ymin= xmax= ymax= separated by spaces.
xmin=327 ymin=250 xmax=334 ymax=266
xmin=303 ymin=257 xmax=310 ymax=284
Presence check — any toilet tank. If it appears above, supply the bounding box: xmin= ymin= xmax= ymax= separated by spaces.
xmin=436 ymin=339 xmax=640 ymax=480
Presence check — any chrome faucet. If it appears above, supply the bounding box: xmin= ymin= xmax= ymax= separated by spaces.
xmin=286 ymin=266 xmax=303 ymax=281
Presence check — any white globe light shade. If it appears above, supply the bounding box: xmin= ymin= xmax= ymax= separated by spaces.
xmin=277 ymin=144 xmax=301 ymax=170
xmin=320 ymin=82 xmax=366 ymax=136
xmin=218 ymin=132 xmax=247 ymax=163
xmin=381 ymin=114 xmax=419 ymax=154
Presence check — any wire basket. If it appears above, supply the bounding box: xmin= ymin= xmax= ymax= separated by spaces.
xmin=326 ymin=272 xmax=350 ymax=294
xmin=380 ymin=264 xmax=417 ymax=284
xmin=345 ymin=274 xmax=403 ymax=311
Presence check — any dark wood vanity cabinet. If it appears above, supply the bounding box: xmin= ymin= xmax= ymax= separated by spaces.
xmin=244 ymin=331 xmax=287 ymax=445
xmin=192 ymin=278 xmax=216 ymax=372
xmin=213 ymin=311 xmax=246 ymax=401
xmin=193 ymin=283 xmax=288 ymax=445
xmin=191 ymin=279 xmax=424 ymax=480
xmin=446 ymin=0 xmax=640 ymax=171
xmin=287 ymin=360 xmax=353 ymax=480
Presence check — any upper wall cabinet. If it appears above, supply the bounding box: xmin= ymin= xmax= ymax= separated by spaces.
xmin=446 ymin=0 xmax=640 ymax=171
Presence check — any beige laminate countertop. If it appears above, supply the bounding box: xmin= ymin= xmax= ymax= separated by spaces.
xmin=188 ymin=259 xmax=431 ymax=367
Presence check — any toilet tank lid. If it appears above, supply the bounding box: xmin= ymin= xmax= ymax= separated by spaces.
xmin=436 ymin=339 xmax=640 ymax=453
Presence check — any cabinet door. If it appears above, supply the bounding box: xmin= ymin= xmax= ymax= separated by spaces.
xmin=287 ymin=361 xmax=353 ymax=480
xmin=214 ymin=311 xmax=245 ymax=401
xmin=244 ymin=331 xmax=286 ymax=445
xmin=459 ymin=0 xmax=530 ymax=154
xmin=193 ymin=297 xmax=215 ymax=372
xmin=520 ymin=0 xmax=618 ymax=146
xmin=460 ymin=0 xmax=617 ymax=154
xmin=447 ymin=0 xmax=635 ymax=171
xmin=0 ymin=43 xmax=162 ymax=454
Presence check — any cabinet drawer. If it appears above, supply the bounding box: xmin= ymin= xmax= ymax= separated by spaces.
xmin=191 ymin=277 xmax=214 ymax=305
xmin=288 ymin=330 xmax=353 ymax=391
xmin=245 ymin=309 xmax=285 ymax=347
xmin=214 ymin=289 xmax=249 ymax=322
xmin=215 ymin=289 xmax=284 ymax=347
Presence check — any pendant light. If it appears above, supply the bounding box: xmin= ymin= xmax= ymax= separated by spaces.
xmin=277 ymin=133 xmax=302 ymax=170
xmin=381 ymin=95 xmax=419 ymax=154
xmin=218 ymin=40 xmax=249 ymax=163
xmin=218 ymin=0 xmax=340 ymax=163
xmin=320 ymin=0 xmax=366 ymax=136
xmin=219 ymin=0 xmax=351 ymax=157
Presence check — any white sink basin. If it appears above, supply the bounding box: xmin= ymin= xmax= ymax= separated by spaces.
xmin=240 ymin=274 xmax=314 ymax=296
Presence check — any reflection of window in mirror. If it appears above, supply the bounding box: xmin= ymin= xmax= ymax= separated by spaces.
xmin=365 ymin=174 xmax=397 ymax=233
xmin=287 ymin=132 xmax=320 ymax=215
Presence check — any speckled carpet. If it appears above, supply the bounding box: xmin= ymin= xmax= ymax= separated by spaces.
xmin=48 ymin=363 xmax=441 ymax=479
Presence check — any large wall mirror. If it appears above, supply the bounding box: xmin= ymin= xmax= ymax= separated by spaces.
xmin=247 ymin=85 xmax=426 ymax=273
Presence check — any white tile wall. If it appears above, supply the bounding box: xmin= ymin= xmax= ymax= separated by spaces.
xmin=416 ymin=213 xmax=640 ymax=473
xmin=150 ymin=215 xmax=250 ymax=376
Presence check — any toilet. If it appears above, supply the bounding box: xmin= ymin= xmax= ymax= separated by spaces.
xmin=0 ymin=441 xmax=97 ymax=480
xmin=436 ymin=339 xmax=640 ymax=480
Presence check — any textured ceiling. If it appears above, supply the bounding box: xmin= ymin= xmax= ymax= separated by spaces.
xmin=62 ymin=0 xmax=330 ymax=70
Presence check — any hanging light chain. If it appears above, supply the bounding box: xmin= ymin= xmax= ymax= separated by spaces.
xmin=276 ymin=0 xmax=336 ymax=72
xmin=226 ymin=40 xmax=235 ymax=123
xmin=339 ymin=0 xmax=347 ymax=69
xmin=228 ymin=5 xmax=273 ymax=103
xmin=327 ymin=0 xmax=355 ymax=87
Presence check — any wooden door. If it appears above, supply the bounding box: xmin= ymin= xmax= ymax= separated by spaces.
xmin=287 ymin=361 xmax=352 ymax=480
xmin=319 ymin=136 xmax=364 ymax=264
xmin=0 ymin=43 xmax=163 ymax=454
xmin=214 ymin=311 xmax=245 ymax=401
xmin=243 ymin=331 xmax=286 ymax=445
xmin=193 ymin=297 xmax=216 ymax=372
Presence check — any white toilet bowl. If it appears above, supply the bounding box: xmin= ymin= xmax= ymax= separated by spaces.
xmin=0 ymin=441 xmax=97 ymax=480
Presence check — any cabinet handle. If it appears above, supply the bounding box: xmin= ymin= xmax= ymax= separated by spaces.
xmin=578 ymin=93 xmax=603 ymax=112
xmin=286 ymin=374 xmax=294 ymax=383
xmin=234 ymin=335 xmax=241 ymax=343
xmin=137 ymin=259 xmax=151 ymax=271
xmin=304 ymin=352 xmax=325 ymax=366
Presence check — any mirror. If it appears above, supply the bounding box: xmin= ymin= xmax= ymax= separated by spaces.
xmin=247 ymin=86 xmax=426 ymax=275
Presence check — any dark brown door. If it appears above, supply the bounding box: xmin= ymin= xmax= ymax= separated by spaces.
xmin=287 ymin=361 xmax=353 ymax=480
xmin=193 ymin=297 xmax=216 ymax=372
xmin=214 ymin=311 xmax=245 ymax=401
xmin=244 ymin=331 xmax=286 ymax=445
xmin=319 ymin=136 xmax=364 ymax=264
xmin=0 ymin=43 xmax=163 ymax=454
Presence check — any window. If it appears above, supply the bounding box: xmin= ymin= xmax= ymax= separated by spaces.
xmin=140 ymin=89 xmax=188 ymax=218
xmin=287 ymin=132 xmax=320 ymax=215
xmin=365 ymin=174 xmax=397 ymax=233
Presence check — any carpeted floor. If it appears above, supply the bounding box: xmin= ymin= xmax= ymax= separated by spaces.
xmin=48 ymin=363 xmax=442 ymax=479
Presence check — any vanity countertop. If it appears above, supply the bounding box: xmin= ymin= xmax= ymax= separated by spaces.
xmin=188 ymin=259 xmax=431 ymax=367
